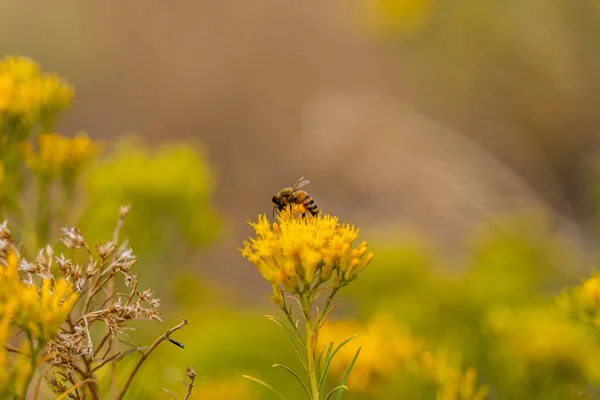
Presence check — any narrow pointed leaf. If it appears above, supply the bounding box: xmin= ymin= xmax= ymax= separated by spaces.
xmin=317 ymin=343 xmax=330 ymax=377
xmin=56 ymin=379 xmax=96 ymax=400
xmin=336 ymin=346 xmax=362 ymax=400
xmin=265 ymin=315 xmax=309 ymax=373
xmin=325 ymin=385 xmax=348 ymax=400
xmin=242 ymin=375 xmax=289 ymax=400
xmin=273 ymin=364 xmax=310 ymax=397
xmin=318 ymin=335 xmax=358 ymax=391
xmin=317 ymin=342 xmax=334 ymax=390
xmin=266 ymin=315 xmax=305 ymax=345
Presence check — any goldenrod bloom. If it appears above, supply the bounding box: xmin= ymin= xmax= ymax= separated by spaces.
xmin=319 ymin=313 xmax=489 ymax=398
xmin=0 ymin=250 xmax=78 ymax=342
xmin=241 ymin=207 xmax=374 ymax=293
xmin=486 ymin=305 xmax=600 ymax=386
xmin=0 ymin=248 xmax=78 ymax=396
xmin=583 ymin=275 xmax=600 ymax=303
xmin=24 ymin=131 xmax=103 ymax=175
xmin=360 ymin=0 xmax=433 ymax=37
xmin=0 ymin=55 xmax=74 ymax=135
xmin=318 ymin=313 xmax=424 ymax=392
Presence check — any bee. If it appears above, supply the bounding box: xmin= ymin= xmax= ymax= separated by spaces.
xmin=272 ymin=176 xmax=319 ymax=218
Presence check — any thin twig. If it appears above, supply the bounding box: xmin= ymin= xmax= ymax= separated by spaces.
xmin=33 ymin=365 xmax=50 ymax=400
xmin=109 ymin=209 xmax=126 ymax=399
xmin=317 ymin=286 xmax=339 ymax=325
xmin=81 ymin=261 xmax=105 ymax=316
xmin=183 ymin=366 xmax=196 ymax=400
xmin=92 ymin=347 xmax=145 ymax=373
xmin=117 ymin=318 xmax=188 ymax=400
xmin=4 ymin=345 xmax=28 ymax=355
xmin=162 ymin=389 xmax=178 ymax=400
xmin=93 ymin=332 xmax=111 ymax=358
xmin=315 ymin=302 xmax=341 ymax=332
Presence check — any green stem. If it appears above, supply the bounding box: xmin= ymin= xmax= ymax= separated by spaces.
xmin=317 ymin=287 xmax=339 ymax=325
xmin=304 ymin=302 xmax=320 ymax=400
xmin=60 ymin=171 xmax=76 ymax=226
xmin=21 ymin=335 xmax=41 ymax=400
xmin=35 ymin=176 xmax=52 ymax=251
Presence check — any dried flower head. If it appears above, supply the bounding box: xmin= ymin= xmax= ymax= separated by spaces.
xmin=61 ymin=226 xmax=86 ymax=249
xmin=0 ymin=250 xmax=79 ymax=343
xmin=0 ymin=208 xmax=186 ymax=399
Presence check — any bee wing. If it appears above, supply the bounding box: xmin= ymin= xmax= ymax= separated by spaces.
xmin=290 ymin=177 xmax=310 ymax=192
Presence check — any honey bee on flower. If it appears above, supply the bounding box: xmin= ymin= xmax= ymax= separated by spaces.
xmin=271 ymin=176 xmax=319 ymax=218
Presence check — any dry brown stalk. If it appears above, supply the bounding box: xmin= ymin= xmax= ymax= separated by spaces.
xmin=117 ymin=318 xmax=188 ymax=400
xmin=1 ymin=206 xmax=190 ymax=399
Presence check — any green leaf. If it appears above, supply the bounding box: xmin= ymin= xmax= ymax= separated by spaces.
xmin=336 ymin=346 xmax=362 ymax=400
xmin=325 ymin=385 xmax=348 ymax=400
xmin=318 ymin=342 xmax=334 ymax=390
xmin=242 ymin=375 xmax=289 ymax=400
xmin=266 ymin=315 xmax=309 ymax=373
xmin=318 ymin=335 xmax=358 ymax=392
xmin=273 ymin=364 xmax=310 ymax=398
xmin=316 ymin=343 xmax=331 ymax=378
xmin=266 ymin=315 xmax=305 ymax=346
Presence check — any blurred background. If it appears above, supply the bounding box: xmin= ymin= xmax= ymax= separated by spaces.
xmin=3 ymin=0 xmax=600 ymax=398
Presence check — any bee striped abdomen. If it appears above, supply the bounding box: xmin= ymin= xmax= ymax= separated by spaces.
xmin=300 ymin=193 xmax=318 ymax=216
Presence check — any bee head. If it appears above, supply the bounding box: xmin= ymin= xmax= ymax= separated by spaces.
xmin=272 ymin=195 xmax=282 ymax=207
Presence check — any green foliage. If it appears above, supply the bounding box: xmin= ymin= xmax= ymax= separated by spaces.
xmin=0 ymin=55 xmax=223 ymax=399
xmin=6 ymin=53 xmax=600 ymax=400
xmin=80 ymin=136 xmax=221 ymax=268
xmin=334 ymin=211 xmax=595 ymax=399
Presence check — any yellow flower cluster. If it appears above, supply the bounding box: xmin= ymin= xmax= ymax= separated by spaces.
xmin=318 ymin=313 xmax=489 ymax=399
xmin=556 ymin=274 xmax=600 ymax=330
xmin=583 ymin=275 xmax=600 ymax=302
xmin=0 ymin=251 xmax=78 ymax=341
xmin=22 ymin=132 xmax=103 ymax=175
xmin=419 ymin=352 xmax=489 ymax=400
xmin=0 ymin=55 xmax=74 ymax=133
xmin=0 ymin=250 xmax=78 ymax=396
xmin=360 ymin=0 xmax=433 ymax=36
xmin=318 ymin=313 xmax=424 ymax=391
xmin=241 ymin=208 xmax=374 ymax=293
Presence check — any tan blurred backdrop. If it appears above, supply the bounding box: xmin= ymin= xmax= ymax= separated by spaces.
xmin=2 ymin=0 xmax=600 ymax=296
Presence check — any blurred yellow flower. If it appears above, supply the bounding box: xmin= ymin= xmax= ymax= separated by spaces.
xmin=583 ymin=275 xmax=600 ymax=302
xmin=241 ymin=207 xmax=374 ymax=294
xmin=319 ymin=312 xmax=424 ymax=392
xmin=0 ymin=250 xmax=79 ymax=342
xmin=319 ymin=312 xmax=489 ymax=399
xmin=0 ymin=248 xmax=79 ymax=396
xmin=419 ymin=352 xmax=489 ymax=400
xmin=0 ymin=74 xmax=15 ymax=111
xmin=486 ymin=305 xmax=600 ymax=383
xmin=0 ymin=55 xmax=41 ymax=81
xmin=558 ymin=272 xmax=600 ymax=332
xmin=0 ymin=55 xmax=74 ymax=135
xmin=359 ymin=0 xmax=433 ymax=36
xmin=24 ymin=132 xmax=103 ymax=175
